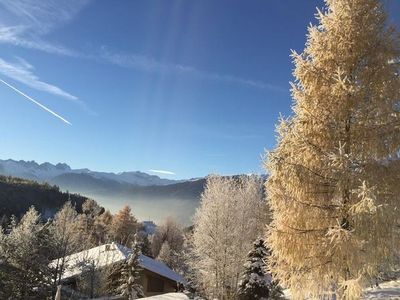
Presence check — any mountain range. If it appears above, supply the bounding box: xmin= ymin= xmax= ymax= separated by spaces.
xmin=0 ymin=159 xmax=183 ymax=186
xmin=0 ymin=159 xmax=205 ymax=224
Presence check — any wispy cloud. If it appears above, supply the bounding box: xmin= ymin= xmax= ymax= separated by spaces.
xmin=0 ymin=57 xmax=77 ymax=100
xmin=0 ymin=56 xmax=95 ymax=114
xmin=100 ymin=48 xmax=285 ymax=92
xmin=0 ymin=0 xmax=88 ymax=57
xmin=0 ymin=1 xmax=95 ymax=115
xmin=0 ymin=0 xmax=91 ymax=34
xmin=0 ymin=78 xmax=71 ymax=125
xmin=0 ymin=0 xmax=284 ymax=92
xmin=0 ymin=26 xmax=79 ymax=56
xmin=148 ymin=169 xmax=176 ymax=176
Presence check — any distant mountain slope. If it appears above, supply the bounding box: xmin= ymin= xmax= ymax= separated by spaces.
xmin=0 ymin=159 xmax=181 ymax=186
xmin=0 ymin=159 xmax=206 ymax=224
xmin=46 ymin=172 xmax=205 ymax=200
xmin=47 ymin=172 xmax=206 ymax=224
xmin=50 ymin=173 xmax=124 ymax=195
xmin=0 ymin=159 xmax=266 ymax=225
xmin=0 ymin=175 xmax=89 ymax=219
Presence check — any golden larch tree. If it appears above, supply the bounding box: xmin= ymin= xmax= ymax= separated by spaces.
xmin=265 ymin=0 xmax=400 ymax=298
xmin=110 ymin=205 xmax=138 ymax=246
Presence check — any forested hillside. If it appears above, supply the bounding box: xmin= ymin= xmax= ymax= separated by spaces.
xmin=0 ymin=175 xmax=88 ymax=220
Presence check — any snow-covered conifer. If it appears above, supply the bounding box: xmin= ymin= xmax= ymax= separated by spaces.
xmin=238 ymin=239 xmax=283 ymax=300
xmin=137 ymin=232 xmax=152 ymax=257
xmin=118 ymin=240 xmax=144 ymax=299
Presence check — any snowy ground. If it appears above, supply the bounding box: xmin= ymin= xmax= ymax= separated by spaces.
xmin=141 ymin=293 xmax=189 ymax=300
xmin=138 ymin=281 xmax=400 ymax=299
xmin=364 ymin=280 xmax=400 ymax=299
xmin=283 ymin=280 xmax=400 ymax=299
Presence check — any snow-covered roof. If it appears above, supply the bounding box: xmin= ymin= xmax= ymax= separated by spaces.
xmin=51 ymin=243 xmax=185 ymax=283
xmin=138 ymin=253 xmax=184 ymax=283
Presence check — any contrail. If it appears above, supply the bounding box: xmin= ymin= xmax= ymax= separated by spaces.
xmin=0 ymin=78 xmax=71 ymax=125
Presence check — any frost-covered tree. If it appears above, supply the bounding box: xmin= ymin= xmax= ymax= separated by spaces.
xmin=193 ymin=175 xmax=266 ymax=300
xmin=74 ymin=199 xmax=105 ymax=250
xmin=50 ymin=202 xmax=80 ymax=292
xmin=181 ymin=234 xmax=202 ymax=297
xmin=265 ymin=0 xmax=400 ymax=298
xmin=83 ymin=199 xmax=105 ymax=218
xmin=151 ymin=216 xmax=184 ymax=258
xmin=94 ymin=209 xmax=113 ymax=244
xmin=156 ymin=240 xmax=183 ymax=273
xmin=105 ymin=239 xmax=144 ymax=298
xmin=238 ymin=239 xmax=283 ymax=300
xmin=76 ymin=257 xmax=101 ymax=298
xmin=0 ymin=207 xmax=54 ymax=299
xmin=118 ymin=241 xmax=144 ymax=299
xmin=157 ymin=241 xmax=173 ymax=266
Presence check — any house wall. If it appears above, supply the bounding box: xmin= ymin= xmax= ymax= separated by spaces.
xmin=142 ymin=269 xmax=179 ymax=297
xmin=61 ymin=264 xmax=180 ymax=298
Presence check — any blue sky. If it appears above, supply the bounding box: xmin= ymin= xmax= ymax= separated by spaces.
xmin=0 ymin=0 xmax=399 ymax=179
